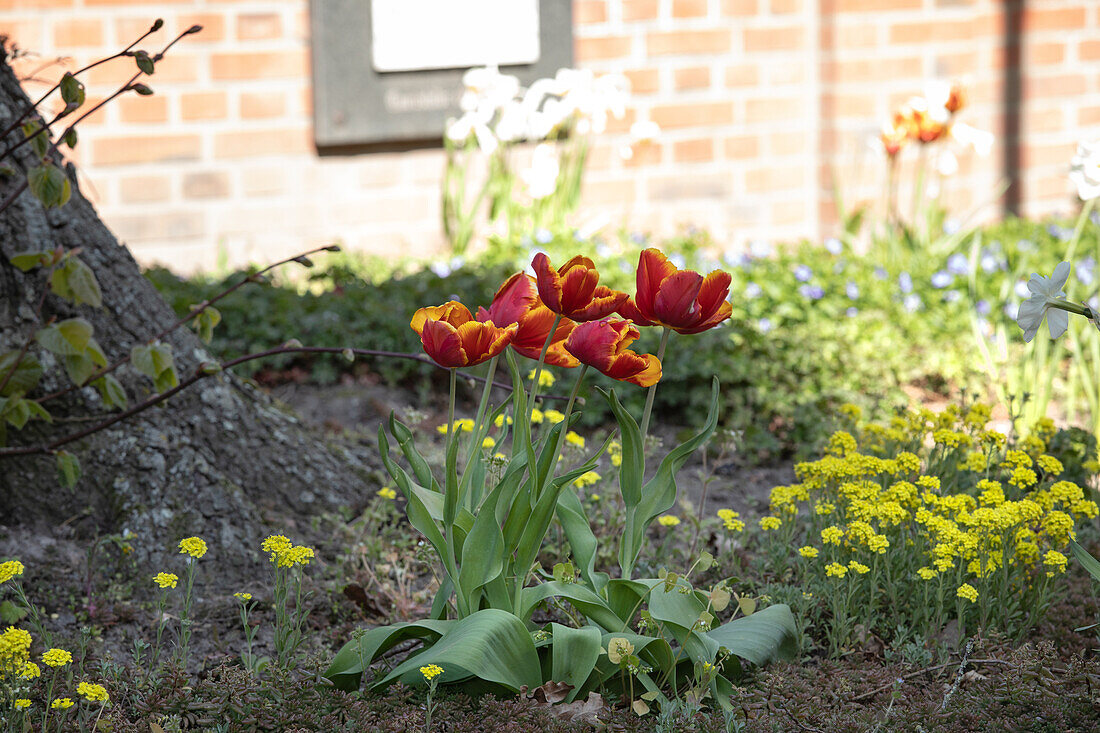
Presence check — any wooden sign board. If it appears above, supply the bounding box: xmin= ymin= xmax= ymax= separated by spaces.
xmin=310 ymin=0 xmax=574 ymax=149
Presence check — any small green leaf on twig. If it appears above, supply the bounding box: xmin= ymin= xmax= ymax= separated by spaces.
xmin=56 ymin=451 xmax=81 ymax=489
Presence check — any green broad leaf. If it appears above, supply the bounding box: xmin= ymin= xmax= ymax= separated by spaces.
xmin=390 ymin=413 xmax=438 ymax=493
xmin=0 ymin=351 xmax=43 ymax=397
xmin=132 ymin=342 xmax=177 ymax=390
xmin=59 ymin=72 xmax=85 ymax=107
xmin=27 ymin=164 xmax=71 ymax=209
xmin=325 ymin=618 xmax=454 ymax=692
xmin=150 ymin=342 xmax=174 ymax=375
xmin=93 ymin=375 xmax=127 ymax=410
xmin=36 ymin=318 xmax=93 ymax=356
xmin=85 ymin=338 xmax=107 ymax=368
xmin=193 ymin=306 xmax=220 ymax=343
xmin=457 ymin=479 xmax=506 ymax=611
xmin=549 ymin=623 xmax=602 ymax=701
xmin=56 ymin=450 xmax=81 ymax=488
xmin=376 ymin=609 xmax=542 ymax=693
xmin=24 ymin=400 xmax=50 ymax=423
xmin=596 ymin=632 xmax=675 ymax=679
xmin=2 ymin=398 xmax=31 ymax=429
xmin=518 ymin=581 xmax=623 ymax=632
xmin=8 ymin=251 xmax=50 ymax=272
xmin=63 ymin=353 xmax=97 ymax=386
xmin=153 ymin=366 xmax=179 ymax=393
xmin=0 ymin=600 xmax=28 ymax=624
xmin=1070 ymin=540 xmax=1100 ymax=583
xmin=130 ymin=344 xmax=157 ymax=379
xmin=705 ymin=603 xmax=798 ymax=674
xmin=64 ymin=257 xmax=103 ymax=308
xmin=22 ymin=121 xmax=48 ymax=158
xmin=62 ymin=128 xmax=77 ymax=149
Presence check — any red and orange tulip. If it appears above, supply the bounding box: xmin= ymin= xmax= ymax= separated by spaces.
xmin=411 ymin=301 xmax=517 ymax=368
xmin=532 ymin=253 xmax=627 ymax=322
xmin=564 ymin=318 xmax=661 ymax=387
xmin=476 ymin=273 xmax=579 ymax=367
xmin=618 ymin=249 xmax=732 ymax=335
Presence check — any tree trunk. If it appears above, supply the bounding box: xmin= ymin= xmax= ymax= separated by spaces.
xmin=0 ymin=49 xmax=379 ymax=582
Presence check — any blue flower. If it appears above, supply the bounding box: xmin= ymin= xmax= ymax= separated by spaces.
xmin=846 ymin=307 xmax=858 ymax=318
xmin=1078 ymin=256 xmax=1096 ymax=286
xmin=946 ymin=253 xmax=969 ymax=275
xmin=874 ymin=267 xmax=888 ymax=280
xmin=1014 ymin=280 xmax=1030 ymax=299
xmin=1003 ymin=302 xmax=1019 ymax=320
xmin=535 ymin=228 xmax=553 ymax=244
xmin=799 ymin=284 xmax=824 ymax=300
xmin=899 ymin=272 xmax=913 ymax=293
xmin=931 ymin=271 xmax=953 ymax=288
xmin=793 ymin=264 xmax=813 ymax=282
xmin=943 ymin=218 xmax=961 ymax=235
xmin=750 ymin=240 xmax=772 ymax=258
xmin=757 ymin=317 xmax=773 ymax=333
xmin=975 ymin=299 xmax=991 ymax=316
xmin=980 ymin=251 xmax=1002 ymax=273
xmin=903 ymin=294 xmax=922 ymax=312
xmin=630 ymin=231 xmax=648 ymax=245
xmin=825 ymin=237 xmax=843 ymax=255
xmin=845 ymin=281 xmax=860 ymax=300
xmin=744 ymin=282 xmax=762 ymax=299
xmin=430 ymin=261 xmax=452 ymax=278
xmin=944 ymin=290 xmax=961 ymax=303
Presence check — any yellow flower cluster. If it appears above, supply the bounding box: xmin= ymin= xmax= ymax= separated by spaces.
xmin=178 ymin=536 xmax=207 ymax=559
xmin=234 ymin=592 xmax=252 ymax=601
xmin=377 ymin=487 xmax=397 ymax=500
xmin=657 ymin=515 xmax=680 ymax=527
xmin=608 ymin=440 xmax=623 ymax=467
xmin=261 ymin=535 xmax=315 ymax=568
xmin=573 ymin=471 xmax=601 ymax=489
xmin=420 ymin=663 xmax=444 ymax=681
xmin=717 ymin=509 xmax=744 ymax=532
xmin=774 ymin=403 xmax=1096 ymax=625
xmin=153 ymin=572 xmax=178 ymax=589
xmin=0 ymin=627 xmax=32 ymax=677
xmin=77 ymin=681 xmax=110 ymax=703
xmin=565 ymin=431 xmax=585 ymax=449
xmin=0 ymin=560 xmax=24 ymax=585
xmin=437 ymin=418 xmax=475 ymax=434
xmin=50 ymin=698 xmax=74 ymax=710
xmin=527 ymin=369 xmax=556 ymax=388
xmin=42 ymin=648 xmax=73 ymax=668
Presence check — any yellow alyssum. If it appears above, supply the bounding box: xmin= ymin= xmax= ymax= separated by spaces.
xmin=378 ymin=487 xmax=397 ymax=500
xmin=50 ymin=698 xmax=74 ymax=709
xmin=0 ymin=560 xmax=24 ymax=585
xmin=178 ymin=537 xmax=207 ymax=559
xmin=153 ymin=572 xmax=178 ymax=589
xmin=657 ymin=515 xmax=680 ymax=527
xmin=42 ymin=648 xmax=73 ymax=668
xmin=420 ymin=663 xmax=444 ymax=681
xmin=956 ymin=584 xmax=978 ymax=603
xmin=77 ymin=681 xmax=110 ymax=703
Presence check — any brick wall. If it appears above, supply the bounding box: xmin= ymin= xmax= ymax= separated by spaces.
xmin=1 ymin=0 xmax=1098 ymax=272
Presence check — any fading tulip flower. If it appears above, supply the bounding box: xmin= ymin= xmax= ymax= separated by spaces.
xmin=1016 ymin=262 xmax=1074 ymax=342
xmin=411 ymin=301 xmax=517 ymax=368
xmin=532 ymin=253 xmax=627 ymax=321
xmin=475 ymin=273 xmax=579 ymax=367
xmin=564 ymin=318 xmax=661 ymax=387
xmin=618 ymin=249 xmax=732 ymax=334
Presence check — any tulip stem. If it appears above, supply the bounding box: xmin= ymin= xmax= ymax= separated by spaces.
xmin=444 ymin=367 xmax=465 ymax=617
xmin=639 ymin=327 xmax=672 ymax=439
xmin=461 ymin=355 xmax=499 ymax=507
xmin=526 ymin=312 xmax=563 ymax=426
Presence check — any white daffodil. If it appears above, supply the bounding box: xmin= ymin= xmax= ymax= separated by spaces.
xmin=521 ymin=143 xmax=560 ymax=199
xmin=1070 ymin=141 xmax=1100 ymax=201
xmin=1017 ymin=262 xmax=1073 ymax=342
xmin=950 ymin=122 xmax=994 ymax=156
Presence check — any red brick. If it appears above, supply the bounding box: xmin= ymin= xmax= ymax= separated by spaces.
xmin=117 ymin=95 xmax=168 ymax=123
xmin=237 ymin=12 xmax=282 ymax=40
xmin=822 ymin=56 xmax=923 ymax=84
xmin=723 ymin=135 xmax=759 ymax=159
xmin=0 ymin=17 xmax=43 ymax=49
xmin=210 ymin=50 xmax=307 ymax=80
xmin=772 ymin=200 xmax=807 ymax=225
xmin=1023 ymin=74 xmax=1087 ymax=99
xmin=648 ymin=30 xmax=731 ymax=56
xmin=240 ymin=91 xmax=287 ymax=119
xmin=623 ymin=142 xmax=662 ymax=167
xmin=118 ymin=175 xmax=172 ymax=204
xmin=771 ymin=0 xmax=800 ymax=12
xmin=213 ymin=128 xmax=311 ymax=158
xmin=624 ymin=68 xmax=659 ymax=94
xmin=823 ymin=24 xmax=880 ymax=48
xmin=674 ymin=66 xmax=711 ymax=90
xmin=724 ymin=64 xmax=759 ymax=87
xmin=1021 ymin=7 xmax=1086 ymax=32
xmin=178 ymin=13 xmax=226 ymax=42
xmin=183 ymin=171 xmax=231 ymax=199
xmin=1080 ymin=40 xmax=1100 ymax=61
xmin=651 ymin=101 xmax=734 ymax=128
xmin=744 ymin=96 xmax=806 ymax=123
xmin=622 ymin=0 xmax=659 ymax=21
xmin=575 ymin=1 xmax=607 ymax=24
xmin=1027 ymin=41 xmax=1066 ymax=65
xmin=1021 ymin=141 xmax=1076 ymax=168
xmin=575 ymin=36 xmax=632 ymax=61
xmin=1079 ymin=106 xmax=1100 ymax=126
xmin=53 ymin=18 xmax=103 ymax=47
xmin=181 ymin=91 xmax=227 ymax=121
xmin=722 ymin=0 xmax=758 ymax=14
xmin=744 ymin=26 xmax=803 ymax=52
xmin=93 ymin=134 xmax=201 ymax=166
xmin=85 ymin=54 xmax=201 ymax=86
xmin=1023 ymin=107 xmax=1064 ymax=133
xmin=770 ymin=131 xmax=807 ymax=155
xmin=673 ymin=138 xmax=714 ymax=162
xmin=672 ymin=0 xmax=708 ymax=18
xmin=744 ymin=164 xmax=806 ymax=193
xmin=889 ymin=20 xmax=975 ymax=44
xmin=826 ymin=0 xmax=922 ymax=10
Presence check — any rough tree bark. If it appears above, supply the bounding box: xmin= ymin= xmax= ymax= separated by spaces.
xmin=0 ymin=49 xmax=380 ymax=581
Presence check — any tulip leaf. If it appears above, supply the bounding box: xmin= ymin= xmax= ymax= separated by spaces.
xmin=376 ymin=609 xmax=542 ymax=692
xmin=549 ymin=623 xmax=602 ymax=701
xmin=555 ymin=489 xmax=609 ymax=594
xmin=518 ymin=581 xmax=622 ymax=631
xmin=325 ymin=618 xmax=453 ymax=691
xmin=705 ymin=603 xmax=799 ymax=675
xmin=1069 ymin=539 xmax=1100 ymax=583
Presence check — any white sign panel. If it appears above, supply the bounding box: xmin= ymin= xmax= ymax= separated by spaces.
xmin=371 ymin=0 xmax=541 ymax=72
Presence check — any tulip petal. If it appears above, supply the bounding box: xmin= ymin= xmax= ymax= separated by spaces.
xmin=653 ymin=270 xmax=704 ymax=327
xmin=559 ymin=265 xmax=601 ymax=316
xmin=487 ymin=272 xmax=538 ymax=327
xmin=569 ymin=286 xmax=628 ymax=322
xmin=617 ymin=297 xmax=656 ymax=327
xmin=421 ymin=319 xmax=466 ymax=368
xmin=455 ymin=321 xmax=516 ymax=366
xmin=676 ymin=301 xmax=732 ymax=335
xmin=635 ymin=249 xmax=678 ymax=321
xmin=533 ymin=253 xmax=563 ymax=313
xmin=604 ymin=351 xmax=662 ymax=387
xmin=411 ymin=301 xmax=472 ymax=335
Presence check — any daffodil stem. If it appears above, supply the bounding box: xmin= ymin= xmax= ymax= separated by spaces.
xmin=639 ymin=327 xmax=672 ymax=439
xmin=527 ymin=313 xmax=563 ymax=425
xmin=1064 ymin=196 xmax=1096 ymax=265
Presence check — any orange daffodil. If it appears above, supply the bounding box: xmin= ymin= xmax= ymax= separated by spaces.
xmin=475 ymin=273 xmax=579 ymax=367
xmin=618 ymin=249 xmax=732 ymax=335
xmin=532 ymin=253 xmax=627 ymax=322
xmin=411 ymin=302 xmax=517 ymax=368
xmin=564 ymin=319 xmax=661 ymax=387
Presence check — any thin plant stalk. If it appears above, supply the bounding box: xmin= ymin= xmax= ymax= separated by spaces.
xmin=525 ymin=313 xmax=563 ymax=425
xmin=638 ymin=326 xmax=672 ymax=439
